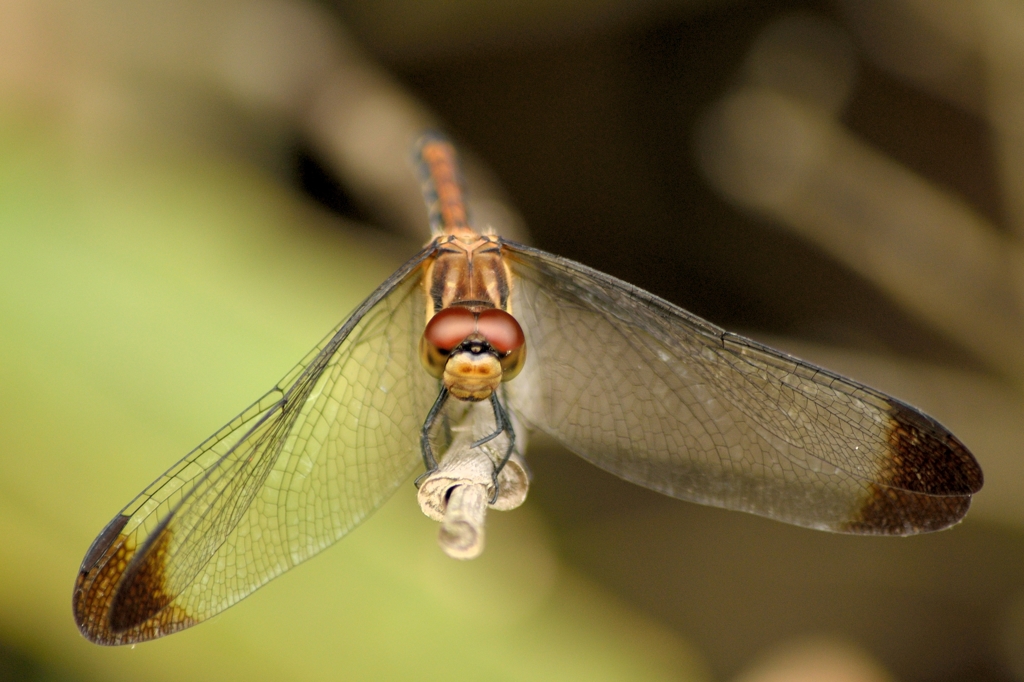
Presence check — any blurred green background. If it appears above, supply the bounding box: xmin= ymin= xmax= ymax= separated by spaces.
xmin=3 ymin=1 xmax=1024 ymax=680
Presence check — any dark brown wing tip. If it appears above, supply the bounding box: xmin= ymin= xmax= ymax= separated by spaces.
xmin=845 ymin=404 xmax=983 ymax=535
xmin=73 ymin=518 xmax=194 ymax=645
xmin=884 ymin=404 xmax=983 ymax=495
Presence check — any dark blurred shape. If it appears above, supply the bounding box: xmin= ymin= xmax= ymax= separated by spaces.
xmin=295 ymin=143 xmax=374 ymax=225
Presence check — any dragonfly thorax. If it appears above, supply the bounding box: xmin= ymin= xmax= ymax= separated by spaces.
xmin=419 ymin=305 xmax=526 ymax=401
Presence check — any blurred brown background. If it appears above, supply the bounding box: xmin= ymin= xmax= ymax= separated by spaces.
xmin=2 ymin=0 xmax=1024 ymax=680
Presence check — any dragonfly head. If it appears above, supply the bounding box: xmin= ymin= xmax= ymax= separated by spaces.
xmin=420 ymin=306 xmax=526 ymax=401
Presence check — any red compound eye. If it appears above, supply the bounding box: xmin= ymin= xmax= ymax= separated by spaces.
xmin=423 ymin=307 xmax=476 ymax=351
xmin=476 ymin=308 xmax=525 ymax=354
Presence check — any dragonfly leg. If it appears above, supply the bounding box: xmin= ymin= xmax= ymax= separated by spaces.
xmin=475 ymin=392 xmax=516 ymax=504
xmin=415 ymin=387 xmax=450 ymax=488
xmin=470 ymin=407 xmax=505 ymax=448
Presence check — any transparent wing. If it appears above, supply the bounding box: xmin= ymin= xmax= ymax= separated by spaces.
xmin=502 ymin=240 xmax=982 ymax=535
xmin=74 ymin=246 xmax=439 ymax=645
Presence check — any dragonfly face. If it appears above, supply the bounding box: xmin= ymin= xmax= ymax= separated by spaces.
xmin=420 ymin=305 xmax=526 ymax=400
xmin=73 ymin=131 xmax=983 ymax=646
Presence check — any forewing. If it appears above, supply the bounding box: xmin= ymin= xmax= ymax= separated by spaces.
xmin=502 ymin=241 xmax=982 ymax=535
xmin=74 ymin=247 xmax=438 ymax=645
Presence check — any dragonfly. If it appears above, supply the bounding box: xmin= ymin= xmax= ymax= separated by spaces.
xmin=74 ymin=132 xmax=983 ymax=645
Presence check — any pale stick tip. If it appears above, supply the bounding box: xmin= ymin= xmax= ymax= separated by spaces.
xmin=438 ymin=483 xmax=489 ymax=560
